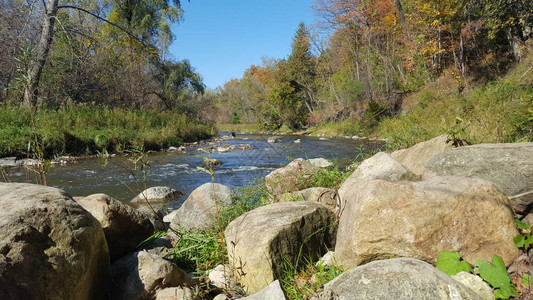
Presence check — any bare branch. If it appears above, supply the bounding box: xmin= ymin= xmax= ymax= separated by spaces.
xmin=57 ymin=5 xmax=149 ymax=48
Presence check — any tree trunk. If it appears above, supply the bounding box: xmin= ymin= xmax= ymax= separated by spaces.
xmin=24 ymin=0 xmax=58 ymax=107
xmin=395 ymin=0 xmax=407 ymax=32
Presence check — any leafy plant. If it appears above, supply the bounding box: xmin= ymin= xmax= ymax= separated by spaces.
xmin=474 ymin=255 xmax=519 ymax=299
xmin=513 ymin=218 xmax=533 ymax=250
xmin=281 ymin=258 xmax=344 ymax=300
xmin=446 ymin=116 xmax=472 ymax=147
xmin=436 ymin=251 xmax=520 ymax=299
xmin=436 ymin=251 xmax=471 ymax=276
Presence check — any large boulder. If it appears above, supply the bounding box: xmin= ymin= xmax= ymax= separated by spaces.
xmin=267 ymin=137 xmax=283 ymax=143
xmin=308 ymin=158 xmax=334 ymax=169
xmin=336 ymin=176 xmax=519 ymax=269
xmin=240 ymin=280 xmax=287 ymax=300
xmin=0 ymin=183 xmax=111 ymax=299
xmin=265 ymin=158 xmax=332 ymax=198
xmin=112 ymin=251 xmax=193 ymax=300
xmin=282 ymin=187 xmax=338 ymax=211
xmin=341 ymin=152 xmax=418 ymax=189
xmin=171 ymin=183 xmax=233 ymax=231
xmin=424 ymin=142 xmax=533 ymax=215
xmin=225 ymin=201 xmax=337 ymax=294
xmin=451 ymin=272 xmax=494 ymax=300
xmin=314 ymin=258 xmax=482 ymax=300
xmin=131 ymin=186 xmax=184 ymax=204
xmin=391 ymin=134 xmax=452 ymax=176
xmin=76 ymin=193 xmax=159 ymax=260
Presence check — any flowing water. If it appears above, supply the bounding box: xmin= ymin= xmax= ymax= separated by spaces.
xmin=5 ymin=133 xmax=384 ymax=209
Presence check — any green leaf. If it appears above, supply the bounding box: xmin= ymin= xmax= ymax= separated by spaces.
xmin=436 ymin=251 xmax=471 ymax=276
xmin=474 ymin=255 xmax=517 ymax=299
xmin=195 ymin=166 xmax=212 ymax=175
xmin=514 ymin=218 xmax=531 ymax=230
xmin=521 ymin=273 xmax=531 ymax=286
xmin=525 ymin=235 xmax=533 ymax=248
xmin=514 ymin=234 xmax=526 ymax=248
xmin=513 ymin=233 xmax=533 ymax=249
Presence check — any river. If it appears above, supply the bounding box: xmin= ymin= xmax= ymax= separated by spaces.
xmin=4 ymin=133 xmax=384 ymax=209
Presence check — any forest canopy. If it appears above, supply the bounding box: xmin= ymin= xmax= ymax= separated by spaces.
xmin=0 ymin=0 xmax=204 ymax=111
xmin=209 ymin=0 xmax=532 ymax=132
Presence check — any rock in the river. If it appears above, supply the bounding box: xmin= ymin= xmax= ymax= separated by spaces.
xmin=267 ymin=137 xmax=283 ymax=143
xmin=391 ymin=134 xmax=451 ymax=175
xmin=336 ymin=176 xmax=519 ymax=268
xmin=314 ymin=258 xmax=482 ymax=300
xmin=171 ymin=183 xmax=233 ymax=231
xmin=77 ymin=193 xmax=158 ymax=260
xmin=112 ymin=251 xmax=193 ymax=300
xmin=131 ymin=186 xmax=184 ymax=204
xmin=265 ymin=158 xmax=333 ymax=198
xmin=240 ymin=280 xmax=287 ymax=300
xmin=425 ymin=142 xmax=533 ymax=215
xmin=202 ymin=159 xmax=223 ymax=166
xmin=225 ymin=201 xmax=337 ymax=294
xmin=0 ymin=183 xmax=111 ymax=300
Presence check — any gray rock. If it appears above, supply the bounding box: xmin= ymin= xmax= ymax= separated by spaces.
xmin=171 ymin=183 xmax=233 ymax=231
xmin=451 ymin=272 xmax=494 ymax=300
xmin=315 ymin=258 xmax=482 ymax=300
xmin=267 ymin=137 xmax=283 ymax=143
xmin=208 ymin=264 xmax=233 ymax=289
xmin=202 ymin=159 xmax=223 ymax=166
xmin=336 ymin=176 xmax=519 ymax=269
xmin=131 ymin=186 xmax=184 ymax=204
xmin=225 ymin=201 xmax=337 ymax=294
xmin=76 ymin=193 xmax=158 ymax=260
xmin=155 ymin=287 xmax=195 ymax=300
xmin=240 ymin=280 xmax=287 ymax=300
xmin=308 ymin=158 xmax=334 ymax=168
xmin=163 ymin=210 xmax=179 ymax=223
xmin=213 ymin=294 xmax=228 ymax=300
xmin=112 ymin=251 xmax=193 ymax=300
xmin=265 ymin=158 xmax=333 ymax=198
xmin=391 ymin=134 xmax=451 ymax=176
xmin=135 ymin=205 xmax=168 ymax=232
xmin=0 ymin=183 xmax=111 ymax=300
xmin=424 ymin=142 xmax=533 ymax=215
xmin=342 ymin=151 xmax=418 ymax=185
xmin=0 ymin=158 xmax=41 ymax=168
xmin=141 ymin=237 xmax=174 ymax=257
xmin=316 ymin=251 xmax=337 ymax=267
xmin=283 ymin=187 xmax=338 ymax=211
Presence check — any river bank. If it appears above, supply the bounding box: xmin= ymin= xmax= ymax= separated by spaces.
xmin=0 ymin=104 xmax=217 ymax=159
xmin=1 ymin=136 xmax=531 ymax=299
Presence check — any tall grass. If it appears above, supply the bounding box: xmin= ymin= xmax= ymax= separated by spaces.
xmin=377 ymin=53 xmax=533 ymax=150
xmin=0 ymin=104 xmax=216 ymax=158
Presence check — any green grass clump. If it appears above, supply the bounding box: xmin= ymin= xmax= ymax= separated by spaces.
xmin=298 ymin=166 xmax=352 ymax=190
xmin=377 ymin=54 xmax=533 ymax=150
xmin=281 ymin=257 xmax=344 ymax=300
xmin=0 ymin=103 xmax=216 ymax=158
xmin=168 ymin=179 xmax=271 ymax=273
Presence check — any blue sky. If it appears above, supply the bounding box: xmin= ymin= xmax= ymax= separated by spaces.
xmin=168 ymin=0 xmax=317 ymax=89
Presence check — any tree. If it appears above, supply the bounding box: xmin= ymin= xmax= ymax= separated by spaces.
xmin=22 ymin=0 xmax=184 ymax=107
xmin=286 ymin=22 xmax=318 ymax=114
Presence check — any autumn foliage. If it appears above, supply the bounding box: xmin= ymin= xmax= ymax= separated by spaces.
xmin=212 ymin=0 xmax=532 ymax=131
